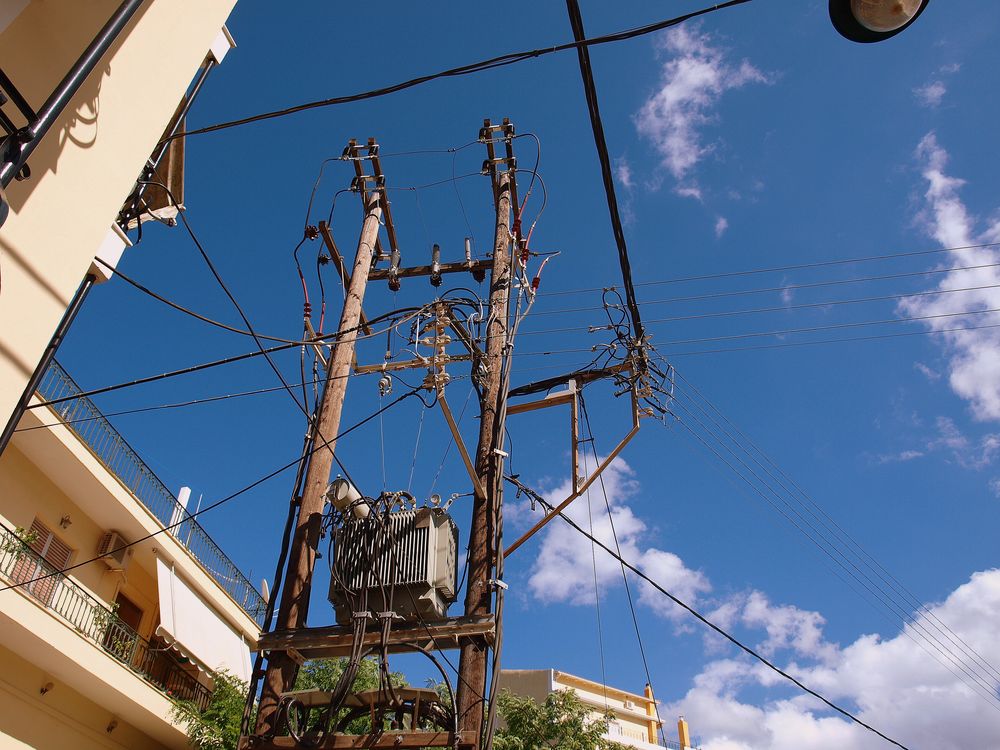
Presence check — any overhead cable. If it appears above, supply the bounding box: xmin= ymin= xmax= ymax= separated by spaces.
xmin=538 ymin=241 xmax=1000 ymax=297
xmin=506 ymin=477 xmax=913 ymax=750
xmin=672 ymin=371 xmax=1000 ymax=688
xmin=536 ymin=259 xmax=1000 ymax=312
xmin=666 ymin=389 xmax=1000 ymax=709
xmin=1 ymin=389 xmax=420 ymax=594
xmin=565 ymin=0 xmax=646 ymax=350
xmin=161 ymin=1 xmax=752 ymax=143
xmin=663 ymin=320 xmax=1000 ymax=357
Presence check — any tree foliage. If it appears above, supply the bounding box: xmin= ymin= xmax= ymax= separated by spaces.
xmin=493 ymin=689 xmax=627 ymax=750
xmin=293 ymin=657 xmax=408 ymax=735
xmin=169 ymin=670 xmax=247 ymax=750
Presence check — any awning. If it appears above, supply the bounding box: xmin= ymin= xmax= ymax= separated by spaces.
xmin=155 ymin=557 xmax=252 ymax=683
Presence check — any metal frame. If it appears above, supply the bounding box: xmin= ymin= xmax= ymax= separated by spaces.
xmin=503 ymin=373 xmax=642 ymax=557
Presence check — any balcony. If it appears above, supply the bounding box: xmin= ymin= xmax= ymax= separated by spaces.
xmin=0 ymin=522 xmax=212 ymax=709
xmin=35 ymin=360 xmax=266 ymax=625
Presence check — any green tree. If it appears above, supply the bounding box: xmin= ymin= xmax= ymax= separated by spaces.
xmin=169 ymin=670 xmax=247 ymax=750
xmin=293 ymin=657 xmax=408 ymax=734
xmin=493 ymin=689 xmax=627 ymax=750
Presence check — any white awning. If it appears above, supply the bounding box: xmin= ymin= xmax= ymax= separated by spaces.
xmin=155 ymin=557 xmax=252 ymax=683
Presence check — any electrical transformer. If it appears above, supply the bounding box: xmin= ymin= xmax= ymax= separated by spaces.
xmin=329 ymin=507 xmax=459 ymax=625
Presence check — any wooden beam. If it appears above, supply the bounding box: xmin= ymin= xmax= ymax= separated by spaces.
xmin=258 ymin=615 xmax=495 ymax=660
xmin=368 ymin=259 xmax=492 ymax=282
xmin=240 ymin=731 xmax=477 ymax=749
xmin=317 ymin=221 xmax=371 ymax=336
xmin=354 ymin=354 xmax=471 ymax=376
xmin=505 ymin=389 xmax=575 ymax=415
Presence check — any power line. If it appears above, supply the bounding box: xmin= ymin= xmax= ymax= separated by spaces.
xmin=537 ymin=241 xmax=1000 ymax=298
xmin=662 ymin=320 xmax=1000 ymax=357
xmin=672 ymin=370 xmax=1000 ymax=689
xmin=162 ymin=1 xmax=752 ymax=143
xmin=16 ymin=377 xmax=336 ymax=433
xmin=26 ymin=308 xmax=417 ymax=411
xmin=565 ymin=0 xmax=646 ymax=352
xmin=534 ymin=259 xmax=1000 ymax=314
xmin=666 ymin=389 xmax=1000 ymax=708
xmin=506 ymin=477 xmax=914 ymax=750
xmin=100 ymin=259 xmax=310 ymax=344
xmin=580 ymin=393 xmax=666 ymax=746
xmin=518 ymin=283 xmax=1000 ymax=339
xmin=660 ymin=305 xmax=1000 ymax=346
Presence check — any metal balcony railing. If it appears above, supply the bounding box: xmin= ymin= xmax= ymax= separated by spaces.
xmin=0 ymin=523 xmax=211 ymax=709
xmin=36 ymin=360 xmax=266 ymax=625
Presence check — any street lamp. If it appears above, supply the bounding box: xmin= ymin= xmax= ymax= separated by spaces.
xmin=830 ymin=0 xmax=930 ymax=43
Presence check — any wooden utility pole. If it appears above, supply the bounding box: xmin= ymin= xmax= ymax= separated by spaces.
xmin=456 ymin=172 xmax=512 ymax=738
xmin=256 ymin=192 xmax=383 ymax=734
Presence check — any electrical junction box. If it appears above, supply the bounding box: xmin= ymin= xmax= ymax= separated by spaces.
xmin=329 ymin=507 xmax=459 ymax=625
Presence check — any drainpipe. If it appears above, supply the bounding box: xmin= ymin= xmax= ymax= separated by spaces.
xmin=0 ymin=0 xmax=146 ymax=191
xmin=0 ymin=273 xmax=97 ymax=458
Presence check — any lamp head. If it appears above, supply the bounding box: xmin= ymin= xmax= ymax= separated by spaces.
xmin=830 ymin=0 xmax=930 ymax=43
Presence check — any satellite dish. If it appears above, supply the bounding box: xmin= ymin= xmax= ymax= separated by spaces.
xmin=261 ymin=578 xmax=270 ymax=603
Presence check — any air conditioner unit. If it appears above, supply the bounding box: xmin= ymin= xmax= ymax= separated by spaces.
xmin=97 ymin=530 xmax=130 ymax=571
xmin=329 ymin=508 xmax=459 ymax=625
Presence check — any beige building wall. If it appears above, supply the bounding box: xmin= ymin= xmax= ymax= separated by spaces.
xmin=0 ymin=0 xmax=237 ymax=427
xmin=0 ymin=643 xmax=171 ymax=750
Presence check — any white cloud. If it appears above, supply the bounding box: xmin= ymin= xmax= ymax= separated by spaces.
xmin=715 ymin=216 xmax=729 ymax=238
xmin=914 ymin=80 xmax=946 ymax=108
xmin=666 ymin=569 xmax=1000 ymax=750
xmin=873 ymin=449 xmax=924 ymax=465
xmin=914 ymin=361 xmax=941 ymax=381
xmin=634 ymin=25 xmax=770 ymax=185
xmin=676 ymin=185 xmax=704 ymax=202
xmin=615 ymin=156 xmax=633 ymax=189
xmin=927 ymin=415 xmax=1000 ymax=469
xmin=899 ymin=133 xmax=1000 ymax=422
xmin=525 ymin=455 xmax=710 ymax=621
xmin=990 ymin=478 xmax=1000 ymax=498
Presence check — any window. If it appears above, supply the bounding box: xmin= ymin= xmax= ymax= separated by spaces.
xmin=11 ymin=518 xmax=74 ymax=606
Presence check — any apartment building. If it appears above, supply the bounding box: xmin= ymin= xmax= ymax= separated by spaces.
xmin=0 ymin=2 xmax=256 ymax=748
xmin=499 ymin=669 xmax=699 ymax=750
xmin=0 ymin=360 xmax=264 ymax=749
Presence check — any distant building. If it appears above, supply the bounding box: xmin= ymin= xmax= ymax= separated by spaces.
xmin=499 ymin=669 xmax=700 ymax=750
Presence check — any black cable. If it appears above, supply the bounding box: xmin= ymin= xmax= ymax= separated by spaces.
xmin=565 ymin=0 xmax=646 ymax=351
xmin=160 ymin=1 xmax=753 ymax=144
xmin=16 ymin=376 xmax=336 ymax=432
xmin=507 ymin=477 xmax=913 ymax=750
xmin=27 ymin=306 xmax=418 ymax=411
xmin=535 ymin=260 xmax=1000 ymax=314
xmin=241 ymin=421 xmax=318 ymax=737
xmin=96 ymin=258 xmax=311 ymax=344
xmin=579 ymin=393 xmax=667 ymax=746
xmin=537 ymin=241 xmax=1000 ymax=298
xmin=663 ymin=320 xmax=1000 ymax=357
xmin=671 ymin=370 xmax=1000 ymax=689
xmin=1 ymin=388 xmax=420 ymax=594
xmin=140 ymin=181 xmax=310 ymax=421
xmin=661 ymin=305 xmax=1000 ymax=346
xmin=666 ymin=391 xmax=1000 ymax=708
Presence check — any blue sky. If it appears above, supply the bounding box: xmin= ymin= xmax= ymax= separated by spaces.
xmin=56 ymin=2 xmax=1000 ymax=748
